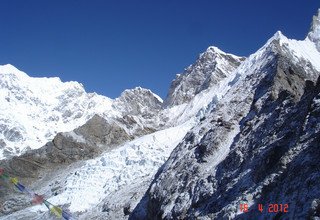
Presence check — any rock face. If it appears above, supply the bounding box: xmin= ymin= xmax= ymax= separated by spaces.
xmin=71 ymin=114 xmax=132 ymax=149
xmin=163 ymin=46 xmax=244 ymax=107
xmin=134 ymin=17 xmax=320 ymax=219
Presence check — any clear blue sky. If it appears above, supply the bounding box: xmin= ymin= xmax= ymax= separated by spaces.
xmin=0 ymin=1 xmax=319 ymax=99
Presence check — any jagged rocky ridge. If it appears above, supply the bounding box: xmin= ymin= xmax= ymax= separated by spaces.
xmin=0 ymin=9 xmax=320 ymax=220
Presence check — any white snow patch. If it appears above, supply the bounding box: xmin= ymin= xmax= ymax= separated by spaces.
xmin=64 ymin=131 xmax=86 ymax=143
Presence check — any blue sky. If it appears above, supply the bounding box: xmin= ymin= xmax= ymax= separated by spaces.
xmin=0 ymin=1 xmax=319 ymax=99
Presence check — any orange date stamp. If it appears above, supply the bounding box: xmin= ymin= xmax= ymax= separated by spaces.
xmin=239 ymin=203 xmax=289 ymax=213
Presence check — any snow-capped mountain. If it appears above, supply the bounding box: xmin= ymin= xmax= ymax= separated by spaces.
xmin=0 ymin=64 xmax=114 ymax=158
xmin=0 ymin=65 xmax=164 ymax=159
xmin=1 ymin=8 xmax=320 ymax=220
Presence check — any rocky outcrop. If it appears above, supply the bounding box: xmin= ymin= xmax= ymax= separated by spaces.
xmin=0 ymin=114 xmax=131 ymax=174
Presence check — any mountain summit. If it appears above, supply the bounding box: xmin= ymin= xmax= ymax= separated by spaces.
xmin=163 ymin=46 xmax=244 ymax=107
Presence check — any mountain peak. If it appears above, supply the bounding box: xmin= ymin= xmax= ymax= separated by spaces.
xmin=163 ymin=46 xmax=244 ymax=107
xmin=113 ymin=87 xmax=163 ymax=117
xmin=0 ymin=64 xmax=29 ymax=78
xmin=264 ymin=31 xmax=286 ymax=46
xmin=206 ymin=46 xmax=224 ymax=54
xmin=202 ymin=45 xmax=243 ymax=61
xmin=273 ymin=30 xmax=284 ymax=39
xmin=307 ymin=9 xmax=320 ymax=51
xmin=120 ymin=86 xmax=163 ymax=103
